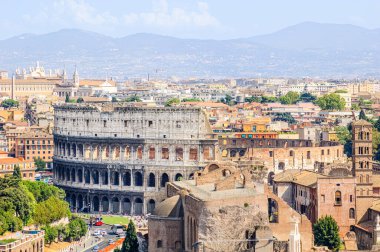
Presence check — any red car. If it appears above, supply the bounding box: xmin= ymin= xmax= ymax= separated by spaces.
xmin=94 ymin=221 xmax=103 ymax=226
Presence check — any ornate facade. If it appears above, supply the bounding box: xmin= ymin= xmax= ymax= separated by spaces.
xmin=53 ymin=103 xmax=217 ymax=215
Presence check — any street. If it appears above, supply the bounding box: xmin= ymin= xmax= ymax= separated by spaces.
xmin=83 ymin=224 xmax=121 ymax=252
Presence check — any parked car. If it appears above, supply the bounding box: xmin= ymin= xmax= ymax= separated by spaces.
xmin=92 ymin=230 xmax=101 ymax=236
xmin=108 ymin=239 xmax=115 ymax=245
xmin=94 ymin=221 xmax=103 ymax=226
xmin=101 ymin=230 xmax=107 ymax=236
xmin=92 ymin=245 xmax=99 ymax=252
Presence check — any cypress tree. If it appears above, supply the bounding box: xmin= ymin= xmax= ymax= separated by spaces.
xmin=121 ymin=220 xmax=139 ymax=252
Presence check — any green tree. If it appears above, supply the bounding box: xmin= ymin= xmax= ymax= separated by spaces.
xmin=182 ymin=98 xmax=201 ymax=102
xmin=335 ymin=126 xmax=352 ymax=157
xmin=124 ymin=95 xmax=142 ymax=102
xmin=34 ymin=157 xmax=46 ymax=171
xmin=315 ymin=93 xmax=346 ymax=111
xmin=245 ymin=96 xmax=262 ymax=103
xmin=261 ymin=96 xmax=278 ymax=103
xmin=351 ymin=104 xmax=360 ymax=111
xmin=12 ymin=166 xmax=21 ymax=181
xmin=300 ymin=92 xmax=316 ymax=103
xmin=65 ymin=94 xmax=70 ymax=103
xmin=279 ymin=91 xmax=300 ymax=105
xmin=273 ymin=113 xmax=296 ymax=124
xmin=220 ymin=94 xmax=235 ymax=106
xmin=68 ymin=218 xmax=87 ymax=241
xmin=112 ymin=97 xmax=118 ymax=102
xmin=1 ymin=99 xmax=19 ymax=108
xmin=22 ymin=181 xmax=65 ymax=202
xmin=76 ymin=97 xmax=84 ymax=103
xmin=34 ymin=197 xmax=71 ymax=225
xmin=42 ymin=225 xmax=58 ymax=245
xmin=359 ymin=109 xmax=367 ymax=120
xmin=313 ymin=216 xmax=341 ymax=251
xmin=114 ymin=248 xmax=122 ymax=252
xmin=165 ymin=98 xmax=180 ymax=107
xmin=121 ymin=220 xmax=139 ymax=252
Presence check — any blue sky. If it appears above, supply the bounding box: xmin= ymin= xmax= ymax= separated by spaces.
xmin=1 ymin=0 xmax=379 ymax=39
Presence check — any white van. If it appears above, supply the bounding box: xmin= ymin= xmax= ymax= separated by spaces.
xmin=111 ymin=224 xmax=124 ymax=235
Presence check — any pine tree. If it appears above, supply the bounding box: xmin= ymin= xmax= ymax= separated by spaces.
xmin=359 ymin=109 xmax=367 ymax=120
xmin=121 ymin=220 xmax=139 ymax=252
xmin=313 ymin=216 xmax=341 ymax=251
xmin=65 ymin=94 xmax=70 ymax=103
xmin=12 ymin=166 xmax=21 ymax=180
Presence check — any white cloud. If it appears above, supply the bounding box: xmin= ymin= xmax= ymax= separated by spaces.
xmin=123 ymin=0 xmax=219 ymax=28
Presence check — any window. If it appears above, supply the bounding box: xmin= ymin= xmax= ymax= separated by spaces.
xmin=349 ymin=208 xmax=355 ymax=219
xmin=350 ymin=195 xmax=353 ymax=202
xmin=148 ymin=121 xmax=153 ymax=127
xmin=103 ymin=120 xmax=107 ymax=127
xmin=290 ymin=150 xmax=294 ymax=157
xmin=321 ymin=150 xmax=324 ymax=155
xmin=157 ymin=240 xmax=162 ymax=248
xmin=269 ymin=151 xmax=273 ymax=157
xmin=307 ymin=151 xmax=311 ymax=159
xmin=335 ymin=191 xmax=342 ymax=205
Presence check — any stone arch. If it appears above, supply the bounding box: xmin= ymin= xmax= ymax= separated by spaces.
xmin=175 ymin=147 xmax=184 ymax=161
xmin=147 ymin=199 xmax=155 ymax=214
xmin=221 ymin=149 xmax=228 ymax=157
xmin=175 ymin=173 xmax=183 ymax=181
xmin=134 ymin=198 xmax=143 ymax=215
xmin=137 ymin=146 xmax=143 ymax=159
xmin=148 ymin=173 xmax=155 ymax=187
xmin=71 ymin=168 xmax=76 ymax=182
xmin=77 ymin=194 xmax=83 ymax=210
xmin=222 ymin=169 xmax=231 ymax=177
xmin=125 ymin=146 xmax=131 ymax=160
xmin=72 ymin=143 xmax=77 ymax=157
xmin=149 ymin=146 xmax=155 ymax=160
xmin=84 ymin=144 xmax=91 ymax=159
xmin=70 ymin=194 xmax=76 ymax=209
xmin=349 ymin=208 xmax=355 ymax=219
xmin=111 ymin=197 xmax=120 ymax=213
xmin=189 ymin=173 xmax=194 ymax=180
xmin=78 ymin=144 xmax=84 ymax=157
xmin=102 ymin=171 xmax=108 ymax=185
xmin=268 ymin=198 xmax=278 ymax=223
xmin=208 ymin=164 xmax=220 ymax=172
xmin=135 ymin=171 xmax=143 ymax=186
xmin=77 ymin=169 xmax=83 ymax=183
xmin=230 ymin=149 xmax=237 ymax=157
xmin=239 ymin=149 xmax=246 ymax=157
xmin=122 ymin=198 xmax=131 ymax=214
xmin=101 ymin=196 xmax=109 ymax=212
xmin=92 ymin=170 xmax=99 ymax=184
xmin=189 ymin=147 xmax=198 ymax=160
xmin=123 ymin=171 xmax=131 ymax=186
xmin=161 ymin=173 xmax=169 ymax=187
xmin=66 ymin=168 xmax=70 ymax=181
xmin=112 ymin=171 xmax=120 ymax=186
xmin=84 ymin=169 xmax=90 ymax=184
xmin=93 ymin=196 xmax=100 ymax=212
xmin=268 ymin=171 xmax=275 ymax=185
xmin=113 ymin=145 xmax=120 ymax=160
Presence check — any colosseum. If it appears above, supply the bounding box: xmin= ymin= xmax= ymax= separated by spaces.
xmin=53 ymin=103 xmax=217 ymax=215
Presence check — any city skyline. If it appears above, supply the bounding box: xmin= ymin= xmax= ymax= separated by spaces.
xmin=1 ymin=0 xmax=380 ymax=40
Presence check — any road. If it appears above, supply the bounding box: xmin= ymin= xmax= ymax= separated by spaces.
xmin=83 ymin=224 xmax=120 ymax=252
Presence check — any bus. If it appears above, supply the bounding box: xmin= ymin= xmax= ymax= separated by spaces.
xmin=111 ymin=224 xmax=124 ymax=235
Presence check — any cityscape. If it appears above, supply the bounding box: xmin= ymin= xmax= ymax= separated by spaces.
xmin=1 ymin=1 xmax=380 ymax=252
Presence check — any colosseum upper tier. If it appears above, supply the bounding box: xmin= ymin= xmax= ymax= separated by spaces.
xmin=53 ymin=103 xmax=217 ymax=215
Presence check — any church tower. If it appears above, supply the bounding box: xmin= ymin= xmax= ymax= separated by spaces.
xmin=73 ymin=65 xmax=79 ymax=87
xmin=352 ymin=119 xmax=373 ymax=223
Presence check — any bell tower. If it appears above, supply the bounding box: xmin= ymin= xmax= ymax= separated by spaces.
xmin=352 ymin=119 xmax=373 ymax=223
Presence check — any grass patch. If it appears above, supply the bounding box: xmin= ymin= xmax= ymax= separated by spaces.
xmin=0 ymin=239 xmax=17 ymax=245
xmin=102 ymin=216 xmax=129 ymax=225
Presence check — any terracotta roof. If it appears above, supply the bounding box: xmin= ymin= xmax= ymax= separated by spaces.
xmin=0 ymin=157 xmax=27 ymax=164
xmin=274 ymin=169 xmax=327 ymax=187
xmin=352 ymin=119 xmax=372 ymax=126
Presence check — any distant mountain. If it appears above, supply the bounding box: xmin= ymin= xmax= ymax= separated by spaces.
xmin=0 ymin=22 xmax=379 ymax=79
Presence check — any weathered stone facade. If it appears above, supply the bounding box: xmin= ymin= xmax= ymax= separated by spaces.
xmin=53 ymin=103 xmax=217 ymax=215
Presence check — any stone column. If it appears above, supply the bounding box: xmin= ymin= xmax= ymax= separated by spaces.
xmin=131 ymin=169 xmax=134 ymax=187
xmin=374 ymin=214 xmax=380 ymax=245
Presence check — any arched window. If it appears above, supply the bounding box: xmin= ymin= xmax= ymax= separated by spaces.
xmin=349 ymin=208 xmax=355 ymax=219
xmin=289 ymin=150 xmax=294 ymax=157
xmin=335 ymin=191 xmax=342 ymax=205
xmin=161 ymin=173 xmax=169 ymax=187
xmin=366 ymin=174 xmax=370 ymax=183
xmin=148 ymin=173 xmax=155 ymax=187
xmin=134 ymin=172 xmax=143 ymax=186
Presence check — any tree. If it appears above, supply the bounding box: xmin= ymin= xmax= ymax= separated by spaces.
xmin=22 ymin=181 xmax=65 ymax=202
xmin=112 ymin=97 xmax=118 ymax=102
xmin=34 ymin=157 xmax=46 ymax=171
xmin=42 ymin=225 xmax=58 ymax=245
xmin=76 ymin=97 xmax=84 ymax=103
xmin=313 ymin=216 xmax=341 ymax=251
xmin=65 ymin=94 xmax=70 ymax=103
xmin=315 ymin=93 xmax=346 ymax=111
xmin=182 ymin=98 xmax=201 ymax=102
xmin=351 ymin=104 xmax=360 ymax=111
xmin=165 ymin=98 xmax=180 ymax=107
xmin=300 ymin=92 xmax=316 ymax=103
xmin=335 ymin=126 xmax=352 ymax=157
xmin=244 ymin=96 xmax=262 ymax=103
xmin=359 ymin=109 xmax=367 ymax=120
xmin=279 ymin=91 xmax=300 ymax=105
xmin=121 ymin=220 xmax=139 ymax=252
xmin=68 ymin=218 xmax=87 ymax=241
xmin=220 ymin=95 xmax=235 ymax=106
xmin=1 ymin=99 xmax=19 ymax=108
xmin=261 ymin=96 xmax=278 ymax=103
xmin=273 ymin=113 xmax=296 ymax=124
xmin=12 ymin=166 xmax=21 ymax=181
xmin=34 ymin=197 xmax=71 ymax=225
xmin=124 ymin=95 xmax=142 ymax=102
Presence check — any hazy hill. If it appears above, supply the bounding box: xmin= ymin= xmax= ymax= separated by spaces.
xmin=0 ymin=22 xmax=379 ymax=78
